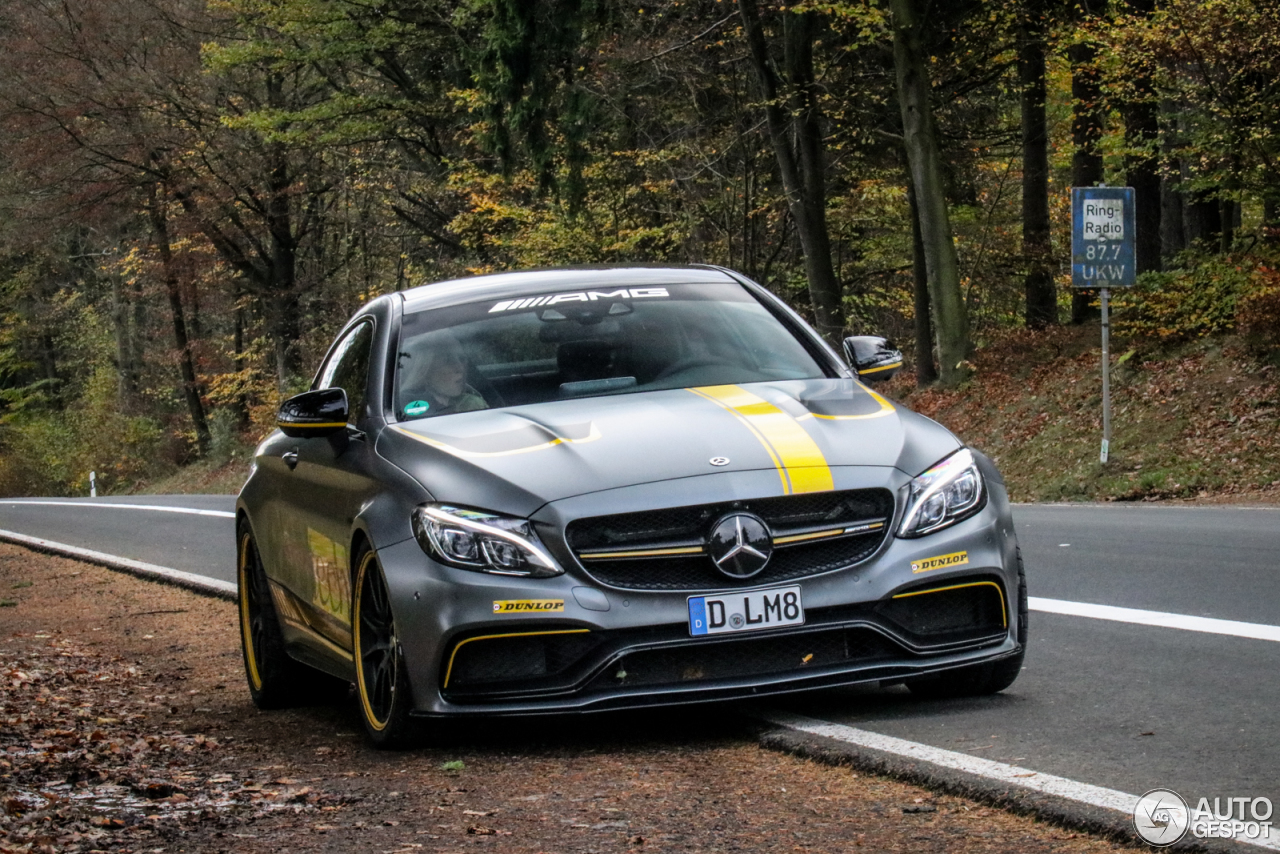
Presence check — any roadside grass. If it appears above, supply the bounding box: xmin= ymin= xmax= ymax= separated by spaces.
xmin=124 ymin=448 xmax=253 ymax=496
xmin=892 ymin=324 xmax=1280 ymax=503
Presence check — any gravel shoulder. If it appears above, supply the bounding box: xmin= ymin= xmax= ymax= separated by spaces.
xmin=1 ymin=544 xmax=1138 ymax=854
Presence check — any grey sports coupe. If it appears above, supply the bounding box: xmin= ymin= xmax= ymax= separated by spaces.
xmin=236 ymin=266 xmax=1027 ymax=746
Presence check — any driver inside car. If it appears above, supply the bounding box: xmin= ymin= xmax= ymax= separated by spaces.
xmin=398 ymin=330 xmax=488 ymax=418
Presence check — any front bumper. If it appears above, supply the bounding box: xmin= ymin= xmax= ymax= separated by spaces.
xmin=378 ymin=468 xmax=1023 ymax=717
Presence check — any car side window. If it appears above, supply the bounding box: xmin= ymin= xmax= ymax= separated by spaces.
xmin=317 ymin=320 xmax=374 ymax=425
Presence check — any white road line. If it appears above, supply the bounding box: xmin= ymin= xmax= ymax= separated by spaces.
xmin=1031 ymin=597 xmax=1280 ymax=643
xmin=763 ymin=711 xmax=1280 ymax=851
xmin=0 ymin=500 xmax=234 ymax=519
xmin=0 ymin=528 xmax=235 ymax=599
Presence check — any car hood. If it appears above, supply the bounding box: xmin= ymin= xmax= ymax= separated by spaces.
xmin=377 ymin=378 xmax=960 ymax=516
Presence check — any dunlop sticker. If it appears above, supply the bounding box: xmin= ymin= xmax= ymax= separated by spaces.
xmin=910 ymin=551 xmax=969 ymax=574
xmin=493 ymin=599 xmax=564 ymax=614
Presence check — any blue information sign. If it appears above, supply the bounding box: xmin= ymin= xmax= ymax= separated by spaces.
xmin=1072 ymin=186 xmax=1136 ymax=288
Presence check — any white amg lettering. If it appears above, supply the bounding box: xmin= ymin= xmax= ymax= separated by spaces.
xmin=488 ymin=287 xmax=670 ymax=312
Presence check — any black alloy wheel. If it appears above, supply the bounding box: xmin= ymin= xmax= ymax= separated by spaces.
xmin=353 ymin=545 xmax=415 ymax=747
xmin=238 ymin=520 xmax=304 ymax=709
xmin=238 ymin=519 xmax=349 ymax=709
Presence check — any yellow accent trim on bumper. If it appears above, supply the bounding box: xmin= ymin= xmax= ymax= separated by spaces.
xmin=891 ymin=580 xmax=1008 ymax=628
xmin=391 ymin=422 xmax=601 ymax=458
xmin=772 ymin=528 xmax=845 ymax=545
xmin=443 ymin=629 xmax=591 ymax=689
xmin=688 ymin=385 xmax=834 ymax=495
xmin=579 ymin=546 xmax=704 ymax=559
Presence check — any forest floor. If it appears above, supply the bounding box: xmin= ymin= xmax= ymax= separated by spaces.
xmin=131 ymin=323 xmax=1280 ymax=505
xmin=0 ymin=544 xmax=1141 ymax=854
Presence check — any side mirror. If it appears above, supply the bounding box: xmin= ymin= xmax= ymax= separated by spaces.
xmin=842 ymin=336 xmax=903 ymax=383
xmin=277 ymin=388 xmax=349 ymax=438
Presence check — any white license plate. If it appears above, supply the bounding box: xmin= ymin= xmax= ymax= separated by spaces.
xmin=688 ymin=585 xmax=804 ymax=637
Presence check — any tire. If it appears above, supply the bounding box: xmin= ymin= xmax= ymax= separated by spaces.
xmin=238 ymin=520 xmax=348 ymax=709
xmin=907 ymin=549 xmax=1028 ymax=699
xmin=352 ymin=544 xmax=417 ymax=748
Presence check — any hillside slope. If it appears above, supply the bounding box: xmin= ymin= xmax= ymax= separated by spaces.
xmin=891 ymin=325 xmax=1280 ymax=503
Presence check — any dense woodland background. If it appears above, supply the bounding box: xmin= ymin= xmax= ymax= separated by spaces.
xmin=1 ymin=0 xmax=1279 ymax=496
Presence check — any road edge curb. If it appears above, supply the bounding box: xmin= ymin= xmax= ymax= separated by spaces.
xmin=0 ymin=528 xmax=236 ymax=601
xmin=756 ymin=725 xmax=1257 ymax=854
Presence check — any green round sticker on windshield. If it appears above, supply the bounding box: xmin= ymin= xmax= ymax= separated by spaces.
xmin=404 ymin=400 xmax=430 ymax=417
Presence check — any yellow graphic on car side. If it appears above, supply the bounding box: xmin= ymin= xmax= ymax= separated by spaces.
xmin=307 ymin=527 xmax=351 ymax=621
xmin=493 ymin=599 xmax=565 ymax=614
xmin=910 ymin=551 xmax=970 ymax=573
xmin=688 ymin=385 xmax=834 ymax=495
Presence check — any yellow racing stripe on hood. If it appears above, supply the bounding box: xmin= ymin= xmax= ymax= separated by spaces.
xmin=688 ymin=385 xmax=834 ymax=494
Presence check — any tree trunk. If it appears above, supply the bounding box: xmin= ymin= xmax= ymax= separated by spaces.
xmin=110 ymin=275 xmax=136 ymax=406
xmin=1183 ymin=156 xmax=1223 ymax=249
xmin=908 ymin=180 xmax=937 ymax=385
xmin=1160 ymin=100 xmax=1187 ymax=263
xmin=147 ymin=182 xmax=211 ymax=458
xmin=890 ymin=0 xmax=970 ymax=386
xmin=266 ymin=135 xmax=301 ymax=391
xmin=1020 ymin=7 xmax=1056 ymax=328
xmin=737 ymin=0 xmax=844 ymax=342
xmin=1160 ymin=164 xmax=1186 ymax=261
xmin=1123 ymin=0 xmax=1161 ymax=275
xmin=233 ymin=285 xmax=249 ymax=431
xmin=1264 ymin=195 xmax=1280 ymax=243
xmin=1069 ymin=39 xmax=1105 ymax=323
xmin=1220 ymin=198 xmax=1241 ymax=252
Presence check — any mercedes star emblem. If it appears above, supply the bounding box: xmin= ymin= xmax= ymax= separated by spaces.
xmin=707 ymin=513 xmax=773 ymax=579
xmin=709 ymin=457 xmax=730 ymax=466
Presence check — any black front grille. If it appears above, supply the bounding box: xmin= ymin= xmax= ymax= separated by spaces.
xmin=566 ymin=488 xmax=894 ymax=591
xmin=592 ymin=627 xmax=896 ymax=690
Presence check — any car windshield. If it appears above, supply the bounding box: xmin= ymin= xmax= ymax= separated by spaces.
xmin=394 ymin=281 xmax=827 ymax=421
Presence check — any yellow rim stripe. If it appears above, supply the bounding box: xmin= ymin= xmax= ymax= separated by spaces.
xmin=688 ymin=385 xmax=834 ymax=495
xmin=809 ymin=386 xmax=897 ymax=421
xmin=443 ymin=629 xmax=591 ymax=689
xmin=579 ymin=546 xmax=704 ymax=559
xmin=237 ymin=535 xmax=263 ymax=692
xmin=391 ymin=423 xmax=601 ymax=458
xmin=892 ymin=581 xmax=1008 ymax=628
xmin=353 ymin=551 xmax=389 ymax=732
xmin=858 ymin=361 xmax=903 ymax=375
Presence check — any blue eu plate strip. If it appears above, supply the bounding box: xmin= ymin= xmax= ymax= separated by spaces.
xmin=688 ymin=597 xmax=708 ymax=636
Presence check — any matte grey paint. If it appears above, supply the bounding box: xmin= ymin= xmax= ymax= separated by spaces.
xmin=236 ymin=266 xmax=1023 ymax=714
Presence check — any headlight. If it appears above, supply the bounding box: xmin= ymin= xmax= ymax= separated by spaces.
xmin=897 ymin=448 xmax=985 ymax=538
xmin=412 ymin=504 xmax=562 ymax=578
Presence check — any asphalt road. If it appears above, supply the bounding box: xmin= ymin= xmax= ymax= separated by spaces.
xmin=2 ymin=497 xmax=1277 ymax=834
xmin=0 ymin=495 xmax=236 ymax=584
xmin=776 ymin=503 xmax=1280 ymax=826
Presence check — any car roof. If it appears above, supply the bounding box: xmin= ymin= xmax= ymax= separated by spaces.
xmin=398 ymin=265 xmax=741 ymax=314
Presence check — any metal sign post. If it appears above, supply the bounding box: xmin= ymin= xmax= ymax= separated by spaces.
xmin=1072 ymin=186 xmax=1136 ymax=464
